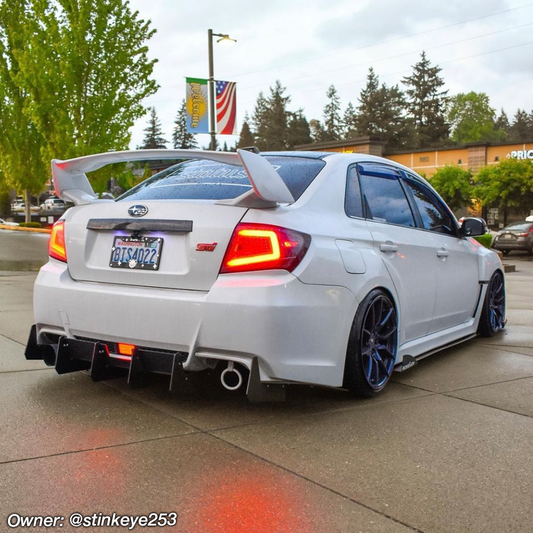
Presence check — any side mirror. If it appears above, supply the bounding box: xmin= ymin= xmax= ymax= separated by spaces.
xmin=459 ymin=217 xmax=486 ymax=237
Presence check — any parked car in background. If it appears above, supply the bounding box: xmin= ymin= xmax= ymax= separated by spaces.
xmin=0 ymin=218 xmax=19 ymax=226
xmin=493 ymin=221 xmax=533 ymax=255
xmin=12 ymin=201 xmax=39 ymax=214
xmin=39 ymin=197 xmax=66 ymax=212
xmin=526 ymin=215 xmax=533 ymax=222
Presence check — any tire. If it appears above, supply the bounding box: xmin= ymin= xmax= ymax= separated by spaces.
xmin=502 ymin=250 xmax=510 ymax=256
xmin=343 ymin=289 xmax=398 ymax=397
xmin=478 ymin=271 xmax=506 ymax=337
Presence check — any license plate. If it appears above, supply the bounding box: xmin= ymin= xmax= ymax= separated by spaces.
xmin=503 ymin=234 xmax=514 ymax=240
xmin=110 ymin=236 xmax=163 ymax=270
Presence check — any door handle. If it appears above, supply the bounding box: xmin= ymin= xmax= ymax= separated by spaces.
xmin=379 ymin=242 xmax=398 ymax=253
xmin=436 ymin=249 xmax=449 ymax=258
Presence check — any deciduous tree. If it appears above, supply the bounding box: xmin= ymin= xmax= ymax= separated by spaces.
xmin=448 ymin=92 xmax=504 ymax=144
xmin=429 ymin=165 xmax=474 ymax=212
xmin=475 ymin=158 xmax=533 ymax=220
xmin=0 ymin=0 xmax=159 ymax=203
xmin=0 ymin=0 xmax=48 ymax=221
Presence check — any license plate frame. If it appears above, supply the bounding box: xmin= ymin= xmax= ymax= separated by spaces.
xmin=109 ymin=235 xmax=163 ymax=270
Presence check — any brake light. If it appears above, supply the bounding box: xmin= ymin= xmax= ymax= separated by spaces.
xmin=48 ymin=220 xmax=67 ymax=262
xmin=117 ymin=343 xmax=136 ymax=356
xmin=221 ymin=223 xmax=310 ymax=274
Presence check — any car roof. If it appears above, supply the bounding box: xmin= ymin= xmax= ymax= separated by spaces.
xmin=263 ymin=151 xmax=427 ymax=183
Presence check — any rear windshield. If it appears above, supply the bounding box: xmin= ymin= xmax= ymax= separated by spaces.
xmin=117 ymin=156 xmax=325 ymax=202
xmin=503 ymin=222 xmax=532 ymax=232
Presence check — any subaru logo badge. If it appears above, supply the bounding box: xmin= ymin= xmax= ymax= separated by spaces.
xmin=128 ymin=205 xmax=148 ymax=217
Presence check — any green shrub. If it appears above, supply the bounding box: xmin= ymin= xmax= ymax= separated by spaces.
xmin=19 ymin=222 xmax=42 ymax=228
xmin=474 ymin=234 xmax=492 ymax=249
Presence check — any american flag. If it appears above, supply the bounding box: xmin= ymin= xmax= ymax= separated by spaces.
xmin=216 ymin=81 xmax=237 ymax=135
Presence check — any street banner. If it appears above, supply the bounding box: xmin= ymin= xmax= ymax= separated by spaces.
xmin=216 ymin=81 xmax=237 ymax=135
xmin=185 ymin=77 xmax=209 ymax=134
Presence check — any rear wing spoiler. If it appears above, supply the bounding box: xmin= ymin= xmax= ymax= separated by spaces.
xmin=51 ymin=149 xmax=295 ymax=206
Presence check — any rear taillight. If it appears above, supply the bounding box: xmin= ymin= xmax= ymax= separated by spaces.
xmin=48 ymin=220 xmax=67 ymax=262
xmin=221 ymin=223 xmax=310 ymax=274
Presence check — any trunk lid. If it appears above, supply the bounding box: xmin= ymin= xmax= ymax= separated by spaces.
xmin=64 ymin=200 xmax=247 ymax=291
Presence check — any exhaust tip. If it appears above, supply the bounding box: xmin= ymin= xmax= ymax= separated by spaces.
xmin=220 ymin=361 xmax=244 ymax=391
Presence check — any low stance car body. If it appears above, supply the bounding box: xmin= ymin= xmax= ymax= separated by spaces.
xmin=25 ymin=149 xmax=505 ymax=400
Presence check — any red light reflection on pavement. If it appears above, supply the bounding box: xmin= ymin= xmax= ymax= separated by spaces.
xmin=190 ymin=465 xmax=317 ymax=533
xmin=70 ymin=429 xmax=127 ymax=500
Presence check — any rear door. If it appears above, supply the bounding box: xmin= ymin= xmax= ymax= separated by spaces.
xmin=357 ymin=163 xmax=438 ymax=344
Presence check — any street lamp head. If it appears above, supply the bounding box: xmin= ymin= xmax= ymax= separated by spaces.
xmin=212 ymin=32 xmax=237 ymax=44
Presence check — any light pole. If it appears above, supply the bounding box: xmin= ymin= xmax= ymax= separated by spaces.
xmin=207 ymin=29 xmax=236 ymax=151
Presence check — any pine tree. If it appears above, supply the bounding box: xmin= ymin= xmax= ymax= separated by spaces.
xmin=140 ymin=107 xmax=167 ymax=149
xmin=343 ymin=102 xmax=358 ymax=138
xmin=287 ymin=110 xmax=312 ymax=149
xmin=253 ymin=81 xmax=291 ymax=150
xmin=236 ymin=114 xmax=256 ymax=149
xmin=402 ymin=51 xmax=449 ymax=148
xmin=509 ymin=109 xmax=533 ymax=141
xmin=252 ymin=92 xmax=269 ymax=149
xmin=172 ymin=99 xmax=198 ymax=149
xmin=355 ymin=68 xmax=381 ymax=135
xmin=322 ymin=85 xmax=342 ymax=141
xmin=355 ymin=69 xmax=411 ymax=152
xmin=494 ymin=109 xmax=510 ymax=141
xmin=309 ymin=119 xmax=326 ymax=142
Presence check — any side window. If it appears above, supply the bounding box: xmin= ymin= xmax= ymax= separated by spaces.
xmin=345 ymin=165 xmax=363 ymax=218
xmin=359 ymin=171 xmax=416 ymax=228
xmin=403 ymin=179 xmax=455 ymax=235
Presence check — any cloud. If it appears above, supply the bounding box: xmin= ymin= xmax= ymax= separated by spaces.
xmin=316 ymin=0 xmax=509 ymax=48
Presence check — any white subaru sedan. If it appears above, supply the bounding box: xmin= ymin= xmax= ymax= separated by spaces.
xmin=25 ymin=149 xmax=505 ymax=401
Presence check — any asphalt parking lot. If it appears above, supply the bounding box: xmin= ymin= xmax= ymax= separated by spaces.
xmin=1 ymin=232 xmax=533 ymax=532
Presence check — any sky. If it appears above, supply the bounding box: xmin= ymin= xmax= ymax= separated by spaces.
xmin=127 ymin=0 xmax=533 ymax=150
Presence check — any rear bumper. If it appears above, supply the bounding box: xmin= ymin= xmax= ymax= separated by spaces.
xmin=493 ymin=240 xmax=530 ymax=251
xmin=31 ymin=260 xmax=357 ymax=388
xmin=24 ymin=326 xmax=285 ymax=402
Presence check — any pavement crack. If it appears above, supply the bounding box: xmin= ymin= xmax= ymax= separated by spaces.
xmin=207 ymin=432 xmax=425 ymax=533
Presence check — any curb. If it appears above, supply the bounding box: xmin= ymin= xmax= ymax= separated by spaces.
xmin=0 ymin=225 xmax=51 ymax=234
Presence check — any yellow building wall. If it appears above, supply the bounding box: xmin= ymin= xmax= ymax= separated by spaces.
xmin=386 ymin=148 xmax=468 ymax=178
xmin=486 ymin=143 xmax=533 ymax=164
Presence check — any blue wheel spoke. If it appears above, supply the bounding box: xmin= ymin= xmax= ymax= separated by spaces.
xmin=365 ymin=354 xmax=373 ymax=381
xmin=361 ymin=295 xmax=397 ymax=390
xmin=378 ymin=308 xmax=393 ymax=330
xmin=377 ymin=326 xmax=397 ymax=340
